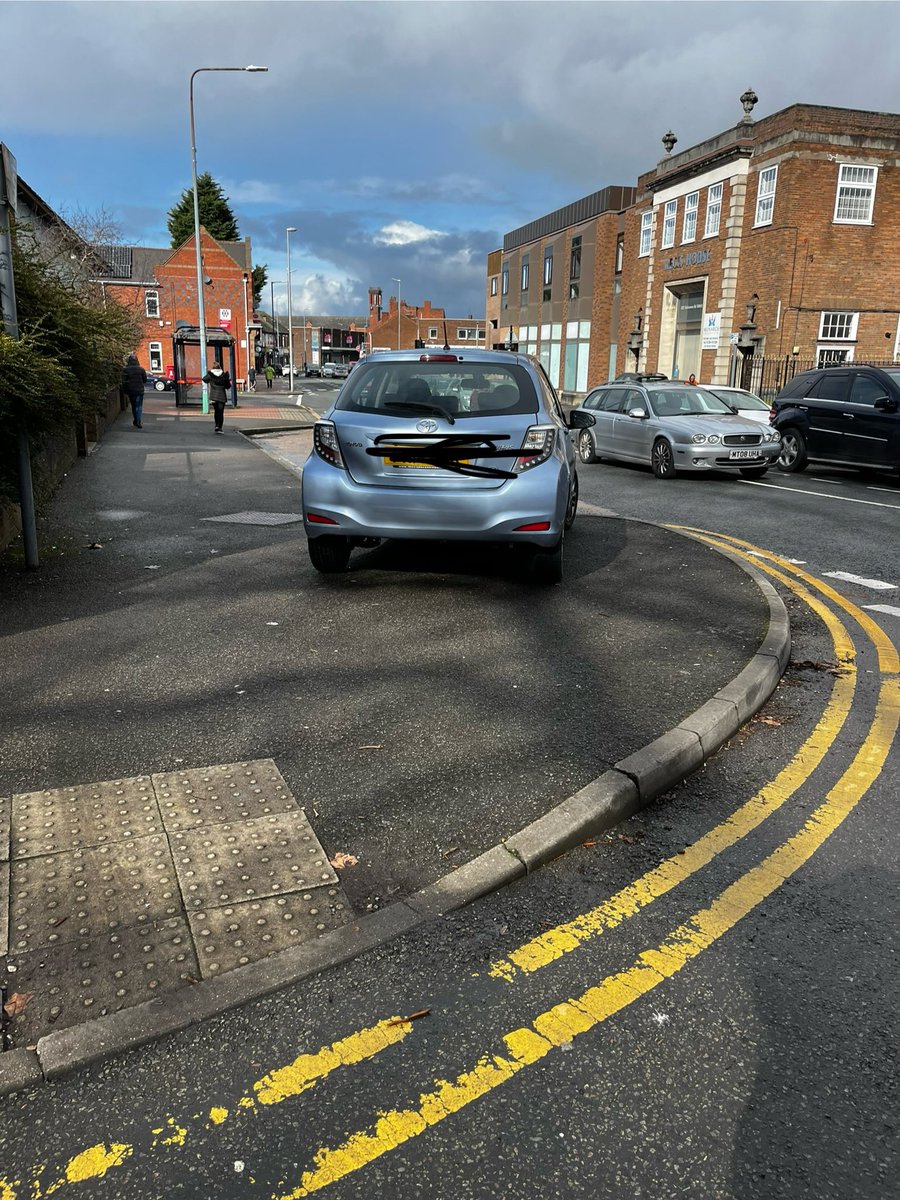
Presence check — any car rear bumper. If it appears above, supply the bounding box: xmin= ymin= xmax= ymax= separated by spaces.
xmin=301 ymin=455 xmax=566 ymax=545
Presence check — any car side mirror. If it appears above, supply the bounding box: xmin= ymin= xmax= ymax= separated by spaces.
xmin=627 ymin=407 xmax=648 ymax=419
xmin=873 ymin=396 xmax=898 ymax=412
xmin=568 ymin=409 xmax=596 ymax=428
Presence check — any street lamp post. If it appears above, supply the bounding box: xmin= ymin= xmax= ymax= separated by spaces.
xmin=286 ymin=226 xmax=297 ymax=389
xmin=189 ymin=64 xmax=267 ymax=412
xmin=392 ymin=278 xmax=401 ymax=350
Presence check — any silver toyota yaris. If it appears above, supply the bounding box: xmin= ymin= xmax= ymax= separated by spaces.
xmin=301 ymin=349 xmax=591 ymax=583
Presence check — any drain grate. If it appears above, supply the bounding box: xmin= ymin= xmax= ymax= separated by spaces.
xmin=201 ymin=511 xmax=303 ymax=526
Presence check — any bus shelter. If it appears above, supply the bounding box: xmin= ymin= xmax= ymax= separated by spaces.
xmin=172 ymin=326 xmax=238 ymax=408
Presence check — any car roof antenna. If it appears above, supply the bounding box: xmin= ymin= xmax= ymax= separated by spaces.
xmin=442 ymin=320 xmax=451 ymax=352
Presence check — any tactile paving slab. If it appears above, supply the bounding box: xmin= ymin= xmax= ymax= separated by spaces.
xmin=171 ymin=811 xmax=339 ymax=910
xmin=188 ymin=888 xmax=350 ymax=977
xmin=1 ymin=794 xmax=10 ymax=861
xmin=4 ymin=917 xmax=200 ymax=1046
xmin=8 ymin=834 xmax=181 ymax=954
xmin=10 ymin=776 xmax=159 ymax=858
xmin=152 ymin=759 xmax=297 ymax=832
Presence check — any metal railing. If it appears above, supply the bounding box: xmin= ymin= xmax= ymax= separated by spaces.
xmin=729 ymin=355 xmax=900 ymax=402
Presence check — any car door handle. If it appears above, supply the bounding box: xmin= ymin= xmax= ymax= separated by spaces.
xmin=842 ymin=413 xmax=854 ymax=419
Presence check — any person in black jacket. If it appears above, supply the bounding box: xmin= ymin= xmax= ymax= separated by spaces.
xmin=122 ymin=355 xmax=147 ymax=428
xmin=203 ymin=365 xmax=231 ymax=433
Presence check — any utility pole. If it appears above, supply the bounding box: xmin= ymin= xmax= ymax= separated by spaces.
xmin=0 ymin=143 xmax=39 ymax=569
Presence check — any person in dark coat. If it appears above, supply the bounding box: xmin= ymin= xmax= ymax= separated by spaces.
xmin=122 ymin=354 xmax=147 ymax=428
xmin=203 ymin=365 xmax=232 ymax=433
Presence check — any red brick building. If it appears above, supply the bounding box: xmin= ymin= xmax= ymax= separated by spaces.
xmin=367 ymin=289 xmax=486 ymax=352
xmin=490 ymin=98 xmax=900 ymax=398
xmin=98 ymin=229 xmax=256 ymax=383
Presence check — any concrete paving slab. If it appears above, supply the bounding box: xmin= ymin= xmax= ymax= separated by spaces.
xmin=169 ymin=810 xmax=338 ymax=911
xmin=0 ymin=795 xmax=9 ymax=861
xmin=151 ymin=759 xmax=297 ymax=833
xmin=8 ymin=833 xmax=181 ymax=953
xmin=6 ymin=916 xmax=198 ymax=1045
xmin=187 ymin=886 xmax=350 ymax=978
xmin=0 ymin=858 xmax=8 ymax=955
xmin=10 ymin=775 xmax=159 ymax=858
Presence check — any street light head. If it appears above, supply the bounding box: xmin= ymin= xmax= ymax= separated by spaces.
xmin=286 ymin=226 xmax=297 ymax=233
xmin=244 ymin=65 xmax=268 ymax=72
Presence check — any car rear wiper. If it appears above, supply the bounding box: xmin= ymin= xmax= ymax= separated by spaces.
xmin=382 ymin=401 xmax=455 ymax=425
xmin=369 ymin=432 xmax=518 ymax=480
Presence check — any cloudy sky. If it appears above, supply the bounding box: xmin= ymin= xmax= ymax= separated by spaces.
xmin=5 ymin=0 xmax=900 ymax=318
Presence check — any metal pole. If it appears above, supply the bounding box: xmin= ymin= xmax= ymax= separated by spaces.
xmin=0 ymin=143 xmax=38 ymax=568
xmin=269 ymin=279 xmax=276 ymax=365
xmin=242 ymin=272 xmax=251 ymax=385
xmin=286 ymin=227 xmax=296 ymax=389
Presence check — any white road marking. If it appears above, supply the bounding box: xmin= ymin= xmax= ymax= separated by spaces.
xmin=863 ymin=604 xmax=900 ymax=617
xmin=823 ymin=571 xmax=897 ymax=591
xmin=739 ymin=479 xmax=900 ymax=510
xmin=867 ymin=484 xmax=900 ymax=494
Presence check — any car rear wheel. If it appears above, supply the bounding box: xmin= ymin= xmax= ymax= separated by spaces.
xmin=564 ymin=474 xmax=579 ymax=530
xmin=739 ymin=465 xmax=769 ymax=479
xmin=308 ymin=535 xmax=351 ymax=574
xmin=776 ymin=427 xmax=808 ymax=473
xmin=521 ymin=535 xmax=563 ymax=585
xmin=651 ymin=438 xmax=676 ymax=479
xmin=578 ymin=430 xmax=598 ymax=464
xmin=154 ymin=379 xmax=167 ymax=391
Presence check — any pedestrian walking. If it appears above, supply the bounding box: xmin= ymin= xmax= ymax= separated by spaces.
xmin=248 ymin=366 xmax=257 ymax=392
xmin=203 ymin=365 xmax=232 ymax=434
xmin=122 ymin=354 xmax=147 ymax=428
xmin=263 ymin=364 xmax=275 ymax=389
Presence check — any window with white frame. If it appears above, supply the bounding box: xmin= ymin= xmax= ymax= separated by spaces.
xmin=754 ymin=166 xmax=778 ymax=226
xmin=490 ymin=277 xmax=498 ymax=296
xmin=639 ymin=211 xmax=652 ymax=257
xmin=148 ymin=341 xmax=163 ymax=372
xmin=428 ymin=327 xmax=438 ymax=339
xmin=145 ymin=289 xmax=160 ymax=318
xmin=834 ymin=164 xmax=877 ymax=223
xmin=660 ymin=199 xmax=677 ymax=249
xmin=477 ymin=329 xmax=485 ymax=339
xmin=457 ymin=328 xmax=479 ymax=340
xmin=818 ymin=311 xmax=858 ymax=341
xmin=682 ymin=192 xmax=699 ymax=243
xmin=704 ymin=182 xmax=723 ymax=237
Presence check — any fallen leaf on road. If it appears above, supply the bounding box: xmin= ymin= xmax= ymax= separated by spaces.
xmin=441 ymin=846 xmax=460 ymax=857
xmin=582 ymin=839 xmax=596 ymax=847
xmin=3 ymin=992 xmax=34 ymax=1018
xmin=755 ymin=716 xmax=782 ymax=726
xmin=387 ymin=1009 xmax=431 ymax=1027
xmin=329 ymin=852 xmax=358 ymax=869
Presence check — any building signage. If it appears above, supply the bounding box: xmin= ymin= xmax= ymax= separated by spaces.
xmin=218 ymin=307 xmax=232 ymax=331
xmin=662 ymin=249 xmax=711 ymax=271
xmin=701 ymin=311 xmax=721 ymax=350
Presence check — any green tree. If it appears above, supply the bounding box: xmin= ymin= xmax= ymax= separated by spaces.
xmin=251 ymin=264 xmax=268 ymax=310
xmin=167 ymin=173 xmax=240 ymax=246
xmin=0 ymin=227 xmax=138 ymax=502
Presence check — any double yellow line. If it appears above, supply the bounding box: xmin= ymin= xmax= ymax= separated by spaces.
xmin=6 ymin=536 xmax=898 ymax=1200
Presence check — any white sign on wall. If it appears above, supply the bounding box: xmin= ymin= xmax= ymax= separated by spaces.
xmin=701 ymin=311 xmax=721 ymax=350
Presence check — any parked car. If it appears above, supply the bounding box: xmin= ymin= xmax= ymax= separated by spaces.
xmin=305 ymin=363 xmax=322 ymax=378
xmin=771 ymin=365 xmax=900 ymax=474
xmin=281 ymin=364 xmax=292 ymax=377
xmin=146 ymin=373 xmax=174 ymax=392
xmin=301 ymin=349 xmax=588 ymax=582
xmin=321 ymin=363 xmax=337 ymax=378
xmin=705 ymin=385 xmax=772 ymax=425
xmin=332 ymin=363 xmax=349 ymax=379
xmin=572 ymin=380 xmax=780 ymax=479
xmin=613 ymin=371 xmax=668 ymax=383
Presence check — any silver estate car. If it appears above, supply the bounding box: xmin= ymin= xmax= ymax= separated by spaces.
xmin=573 ymin=380 xmax=780 ymax=479
xmin=301 ymin=349 xmax=588 ymax=582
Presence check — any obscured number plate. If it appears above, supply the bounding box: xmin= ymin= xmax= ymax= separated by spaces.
xmin=728 ymin=449 xmax=759 ymax=460
xmin=385 ymin=453 xmax=470 ymax=469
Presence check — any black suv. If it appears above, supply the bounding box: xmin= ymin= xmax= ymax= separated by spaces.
xmin=771 ymin=365 xmax=900 ymax=475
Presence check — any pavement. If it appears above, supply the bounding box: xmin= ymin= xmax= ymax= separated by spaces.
xmin=0 ymin=391 xmax=789 ymax=1096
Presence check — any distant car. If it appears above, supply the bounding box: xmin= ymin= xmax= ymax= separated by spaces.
xmin=146 ymin=373 xmax=174 ymax=392
xmin=572 ymin=380 xmax=780 ymax=479
xmin=332 ymin=364 xmax=349 ymax=379
xmin=321 ymin=363 xmax=337 ymax=378
xmin=281 ymin=364 xmax=292 ymax=377
xmin=706 ymin=386 xmax=772 ymax=425
xmin=301 ymin=348 xmax=585 ymax=581
xmin=305 ymin=364 xmax=322 ymax=378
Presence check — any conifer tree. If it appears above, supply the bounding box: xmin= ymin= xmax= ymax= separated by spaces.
xmin=167 ymin=173 xmax=240 ymax=246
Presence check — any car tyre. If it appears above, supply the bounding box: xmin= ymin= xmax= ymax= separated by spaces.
xmin=154 ymin=379 xmax=167 ymax=391
xmin=564 ymin=473 xmax=579 ymax=530
xmin=308 ymin=536 xmax=351 ymax=574
xmin=521 ymin=534 xmax=563 ymax=585
xmin=578 ymin=430 xmax=598 ymax=464
xmin=776 ymin=427 xmax=808 ymax=473
xmin=739 ymin=465 xmax=769 ymax=479
xmin=651 ymin=438 xmax=677 ymax=479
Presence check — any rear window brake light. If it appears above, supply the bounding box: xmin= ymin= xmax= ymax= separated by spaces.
xmin=419 ymin=354 xmax=459 ymax=362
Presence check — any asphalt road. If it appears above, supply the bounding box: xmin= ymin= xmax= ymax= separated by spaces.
xmin=1 ymin=424 xmax=898 ymax=1198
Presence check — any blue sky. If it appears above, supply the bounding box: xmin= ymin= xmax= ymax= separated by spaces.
xmin=5 ymin=0 xmax=900 ymax=318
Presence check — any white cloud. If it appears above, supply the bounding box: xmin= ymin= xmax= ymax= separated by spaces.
xmin=373 ymin=220 xmax=445 ymax=247
xmin=219 ymin=179 xmax=287 ymax=206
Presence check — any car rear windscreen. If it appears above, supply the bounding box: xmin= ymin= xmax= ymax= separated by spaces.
xmin=334 ymin=361 xmax=539 ymax=420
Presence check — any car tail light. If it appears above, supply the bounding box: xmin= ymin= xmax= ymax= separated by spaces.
xmin=314 ymin=421 xmax=345 ymax=469
xmin=419 ymin=354 xmax=459 ymax=362
xmin=514 ymin=425 xmax=556 ymax=472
